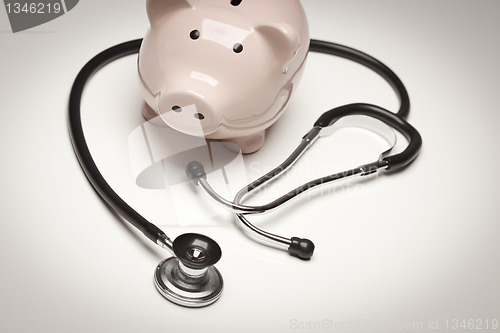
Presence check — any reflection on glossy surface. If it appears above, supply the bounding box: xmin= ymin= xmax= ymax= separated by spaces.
xmin=191 ymin=71 xmax=219 ymax=87
xmin=201 ymin=18 xmax=252 ymax=50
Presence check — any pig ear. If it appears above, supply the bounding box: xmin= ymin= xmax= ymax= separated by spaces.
xmin=256 ymin=23 xmax=301 ymax=74
xmin=146 ymin=0 xmax=193 ymax=24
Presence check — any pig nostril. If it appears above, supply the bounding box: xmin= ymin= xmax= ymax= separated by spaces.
xmin=172 ymin=105 xmax=183 ymax=113
xmin=194 ymin=113 xmax=205 ymax=120
xmin=190 ymin=30 xmax=200 ymax=40
xmin=233 ymin=43 xmax=243 ymax=53
xmin=230 ymin=0 xmax=242 ymax=6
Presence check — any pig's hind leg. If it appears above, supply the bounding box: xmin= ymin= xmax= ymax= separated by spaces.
xmin=142 ymin=102 xmax=167 ymax=126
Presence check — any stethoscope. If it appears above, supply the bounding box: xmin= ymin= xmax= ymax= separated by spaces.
xmin=69 ymin=38 xmax=422 ymax=307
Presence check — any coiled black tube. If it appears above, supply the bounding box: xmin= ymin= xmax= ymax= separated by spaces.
xmin=68 ymin=38 xmax=419 ymax=247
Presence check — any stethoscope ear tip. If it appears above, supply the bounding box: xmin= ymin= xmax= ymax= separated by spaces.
xmin=185 ymin=161 xmax=207 ymax=185
xmin=288 ymin=237 xmax=315 ymax=260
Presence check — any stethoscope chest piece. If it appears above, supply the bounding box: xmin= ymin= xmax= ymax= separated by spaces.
xmin=154 ymin=233 xmax=224 ymax=307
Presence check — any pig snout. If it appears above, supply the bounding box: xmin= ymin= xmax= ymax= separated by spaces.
xmin=158 ymin=90 xmax=220 ymax=137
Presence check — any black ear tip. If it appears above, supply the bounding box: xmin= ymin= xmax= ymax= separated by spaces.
xmin=173 ymin=233 xmax=222 ymax=269
xmin=185 ymin=161 xmax=207 ymax=184
xmin=288 ymin=237 xmax=315 ymax=260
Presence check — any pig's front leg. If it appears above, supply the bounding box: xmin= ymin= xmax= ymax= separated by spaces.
xmin=223 ymin=130 xmax=266 ymax=154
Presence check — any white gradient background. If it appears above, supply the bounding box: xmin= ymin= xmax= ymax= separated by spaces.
xmin=0 ymin=1 xmax=499 ymax=332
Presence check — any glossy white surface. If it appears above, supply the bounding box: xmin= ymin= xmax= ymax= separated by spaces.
xmin=1 ymin=1 xmax=499 ymax=332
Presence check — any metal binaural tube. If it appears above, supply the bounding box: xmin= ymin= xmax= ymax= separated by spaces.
xmin=192 ymin=129 xmax=319 ymax=215
xmin=189 ymin=125 xmax=387 ymax=259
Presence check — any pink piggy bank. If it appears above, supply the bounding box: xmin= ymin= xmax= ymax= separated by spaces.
xmin=138 ymin=0 xmax=309 ymax=153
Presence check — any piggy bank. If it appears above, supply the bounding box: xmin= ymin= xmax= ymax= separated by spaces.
xmin=138 ymin=0 xmax=309 ymax=153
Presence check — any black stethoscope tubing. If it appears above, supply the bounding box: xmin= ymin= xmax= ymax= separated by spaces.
xmin=68 ymin=38 xmax=421 ymax=253
xmin=68 ymin=39 xmax=167 ymax=246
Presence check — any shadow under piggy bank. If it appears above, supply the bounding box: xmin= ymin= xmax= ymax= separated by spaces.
xmin=129 ymin=116 xmax=247 ymax=191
